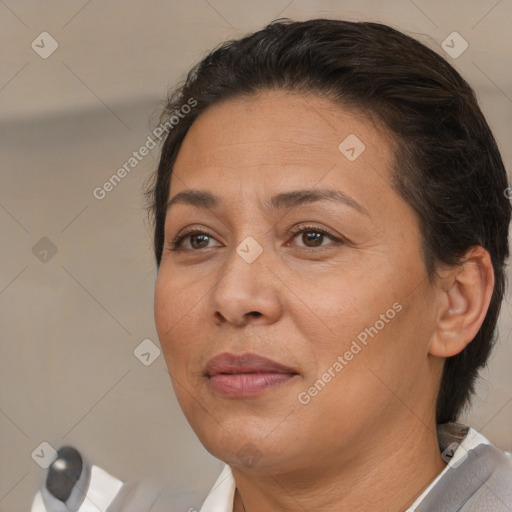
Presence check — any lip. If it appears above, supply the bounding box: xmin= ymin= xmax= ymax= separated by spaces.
xmin=204 ymin=352 xmax=299 ymax=398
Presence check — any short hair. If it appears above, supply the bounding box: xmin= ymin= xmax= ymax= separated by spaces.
xmin=146 ymin=18 xmax=511 ymax=424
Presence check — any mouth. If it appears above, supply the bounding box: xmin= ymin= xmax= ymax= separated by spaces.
xmin=204 ymin=352 xmax=299 ymax=398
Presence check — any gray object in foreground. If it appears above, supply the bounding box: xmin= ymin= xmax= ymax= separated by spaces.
xmin=31 ymin=445 xmax=124 ymax=512
xmin=30 ymin=445 xmax=203 ymax=512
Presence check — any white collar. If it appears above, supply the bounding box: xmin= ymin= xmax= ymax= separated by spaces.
xmin=199 ymin=426 xmax=491 ymax=512
xmin=406 ymin=426 xmax=490 ymax=510
xmin=199 ymin=464 xmax=236 ymax=512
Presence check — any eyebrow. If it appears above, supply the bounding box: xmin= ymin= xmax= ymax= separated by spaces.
xmin=166 ymin=188 xmax=370 ymax=216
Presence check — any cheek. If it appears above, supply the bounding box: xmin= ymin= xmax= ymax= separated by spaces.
xmin=286 ymin=256 xmax=419 ymax=374
xmin=286 ymin=263 xmax=388 ymax=340
xmin=154 ymin=271 xmax=176 ymax=342
xmin=154 ymin=269 xmax=204 ymax=367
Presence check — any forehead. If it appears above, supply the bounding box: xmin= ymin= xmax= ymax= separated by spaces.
xmin=170 ymin=90 xmax=396 ymax=209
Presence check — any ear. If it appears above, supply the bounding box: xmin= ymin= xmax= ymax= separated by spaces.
xmin=429 ymin=246 xmax=495 ymax=358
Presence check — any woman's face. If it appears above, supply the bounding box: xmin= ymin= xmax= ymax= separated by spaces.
xmin=154 ymin=90 xmax=442 ymax=474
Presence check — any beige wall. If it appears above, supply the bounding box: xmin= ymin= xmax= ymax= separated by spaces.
xmin=1 ymin=1 xmax=511 ymax=510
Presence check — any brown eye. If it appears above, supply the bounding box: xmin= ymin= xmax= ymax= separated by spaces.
xmin=301 ymin=231 xmax=324 ymax=247
xmin=289 ymin=225 xmax=341 ymax=249
xmin=189 ymin=233 xmax=210 ymax=249
xmin=169 ymin=229 xmax=220 ymax=251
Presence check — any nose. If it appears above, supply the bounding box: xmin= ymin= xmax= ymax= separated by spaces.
xmin=209 ymin=243 xmax=283 ymax=327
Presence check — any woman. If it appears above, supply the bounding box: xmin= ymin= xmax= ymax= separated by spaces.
xmin=147 ymin=18 xmax=512 ymax=511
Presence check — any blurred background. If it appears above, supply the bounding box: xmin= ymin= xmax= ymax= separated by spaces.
xmin=1 ymin=1 xmax=511 ymax=510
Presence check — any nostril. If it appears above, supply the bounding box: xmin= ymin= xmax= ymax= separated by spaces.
xmin=214 ymin=311 xmax=226 ymax=323
xmin=213 ymin=310 xmax=262 ymax=326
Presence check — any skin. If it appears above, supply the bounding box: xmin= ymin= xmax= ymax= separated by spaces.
xmin=154 ymin=90 xmax=494 ymax=511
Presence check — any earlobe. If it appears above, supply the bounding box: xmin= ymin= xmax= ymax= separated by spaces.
xmin=428 ymin=246 xmax=495 ymax=358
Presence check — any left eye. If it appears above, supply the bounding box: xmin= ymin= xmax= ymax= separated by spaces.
xmin=289 ymin=227 xmax=339 ymax=248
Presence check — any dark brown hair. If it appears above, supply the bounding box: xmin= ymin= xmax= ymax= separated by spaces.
xmin=146 ymin=18 xmax=511 ymax=423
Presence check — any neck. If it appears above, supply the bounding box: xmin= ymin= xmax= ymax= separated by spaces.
xmin=232 ymin=418 xmax=446 ymax=512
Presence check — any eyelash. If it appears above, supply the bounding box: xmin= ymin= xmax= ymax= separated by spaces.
xmin=168 ymin=224 xmax=343 ymax=252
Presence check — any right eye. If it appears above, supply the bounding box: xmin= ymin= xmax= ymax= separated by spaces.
xmin=168 ymin=229 xmax=221 ymax=251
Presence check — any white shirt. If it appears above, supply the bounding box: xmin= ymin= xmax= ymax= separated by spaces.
xmin=198 ymin=426 xmax=494 ymax=512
